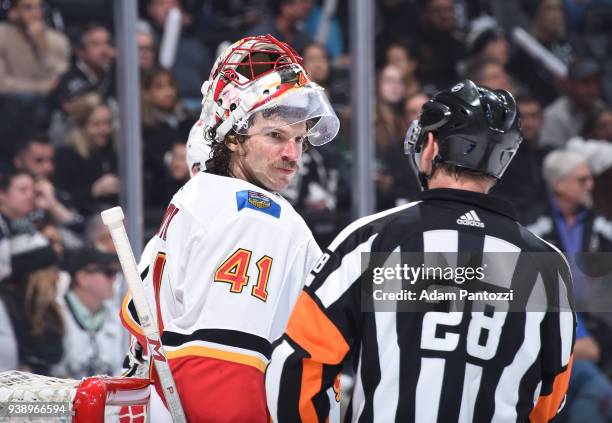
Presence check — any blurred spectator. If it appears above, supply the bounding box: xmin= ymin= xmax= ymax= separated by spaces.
xmin=565 ymin=107 xmax=612 ymax=176
xmin=404 ymin=91 xmax=429 ymax=122
xmin=303 ymin=0 xmax=345 ymax=61
xmin=558 ymin=315 xmax=612 ymax=423
xmin=414 ymin=0 xmax=466 ymax=90
xmin=12 ymin=137 xmax=82 ymax=229
xmin=54 ymin=92 xmax=119 ymax=216
xmin=137 ymin=20 xmax=157 ymax=74
xmin=492 ymin=95 xmax=549 ymax=224
xmin=141 ymin=67 xmax=191 ymax=195
xmin=0 ymin=0 xmax=70 ymax=95
xmin=374 ymin=64 xmax=419 ymax=210
xmin=54 ymin=22 xmax=115 ymax=103
xmin=149 ymin=140 xmax=190 ymax=208
xmin=582 ymin=106 xmax=612 ymax=142
xmin=384 ymin=40 xmax=420 ymax=99
xmin=464 ymin=15 xmax=510 ymax=67
xmin=48 ymin=83 xmax=94 ymax=146
xmin=0 ymin=231 xmax=62 ymax=375
xmin=375 ymin=0 xmax=419 ymax=52
xmin=84 ymin=214 xmax=115 ymax=254
xmin=528 ymin=150 xmax=612 ymax=305
xmin=540 ymin=57 xmax=605 ymax=148
xmin=303 ymin=42 xmax=330 ymax=87
xmin=0 ymin=169 xmax=36 ymax=232
xmin=464 ymin=58 xmax=516 ymax=93
xmin=51 ymin=247 xmax=123 ymax=378
xmin=564 ymin=107 xmax=612 ymax=219
xmin=12 ymin=136 xmax=54 ymax=180
xmin=144 ymin=0 xmax=212 ymax=102
xmin=508 ymin=0 xmax=573 ymax=105
xmin=302 ymin=42 xmax=348 ymax=107
xmin=248 ymin=0 xmax=312 ymax=54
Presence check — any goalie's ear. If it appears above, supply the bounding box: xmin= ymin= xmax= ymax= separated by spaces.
xmin=225 ymin=134 xmax=241 ymax=152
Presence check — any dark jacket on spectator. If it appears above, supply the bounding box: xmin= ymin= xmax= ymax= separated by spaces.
xmin=54 ymin=142 xmax=117 ymax=216
xmin=52 ymin=60 xmax=115 ymax=107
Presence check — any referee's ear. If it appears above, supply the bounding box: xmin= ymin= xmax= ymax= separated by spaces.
xmin=419 ymin=132 xmax=439 ymax=174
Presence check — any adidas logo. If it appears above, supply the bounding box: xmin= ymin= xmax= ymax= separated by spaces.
xmin=457 ymin=210 xmax=485 ymax=228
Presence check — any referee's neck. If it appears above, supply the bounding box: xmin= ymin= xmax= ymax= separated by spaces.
xmin=428 ymin=174 xmax=494 ymax=194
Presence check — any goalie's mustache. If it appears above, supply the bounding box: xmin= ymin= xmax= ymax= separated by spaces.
xmin=275 ymin=160 xmax=300 ymax=171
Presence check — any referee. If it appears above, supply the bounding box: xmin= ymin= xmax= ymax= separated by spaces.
xmin=265 ymin=80 xmax=576 ymax=423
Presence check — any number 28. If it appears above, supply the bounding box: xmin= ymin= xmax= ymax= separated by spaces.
xmin=214 ymin=248 xmax=273 ymax=302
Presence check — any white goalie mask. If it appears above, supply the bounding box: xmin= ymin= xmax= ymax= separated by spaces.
xmin=200 ymin=34 xmax=339 ymax=147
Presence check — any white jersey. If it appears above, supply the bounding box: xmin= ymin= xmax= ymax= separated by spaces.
xmin=121 ymin=172 xmax=322 ymax=372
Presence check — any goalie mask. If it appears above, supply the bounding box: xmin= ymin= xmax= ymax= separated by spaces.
xmin=200 ymin=34 xmax=339 ymax=147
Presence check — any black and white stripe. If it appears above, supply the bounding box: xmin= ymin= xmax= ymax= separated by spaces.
xmin=267 ymin=189 xmax=576 ymax=423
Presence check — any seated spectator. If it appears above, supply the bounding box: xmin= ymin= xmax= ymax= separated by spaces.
xmin=248 ymin=0 xmax=312 ymax=53
xmin=375 ymin=64 xmax=419 ymax=210
xmin=148 ymin=140 xmax=190 ymax=208
xmin=414 ymin=0 xmax=466 ymax=91
xmin=303 ymin=42 xmax=330 ymax=89
xmin=540 ymin=57 xmax=605 ymax=148
xmin=84 ymin=214 xmax=115 ymax=255
xmin=137 ymin=20 xmax=157 ymax=74
xmin=51 ymin=247 xmax=123 ymax=378
xmin=404 ymin=91 xmax=429 ymax=123
xmin=465 ymin=16 xmax=509 ymax=65
xmin=54 ymin=93 xmax=119 ymax=216
xmin=144 ymin=0 xmax=212 ymax=102
xmin=492 ymin=94 xmax=549 ymax=224
xmin=565 ymin=107 xmax=612 ymax=176
xmin=0 ymin=0 xmax=70 ymax=95
xmin=12 ymin=136 xmax=82 ymax=230
xmin=301 ymin=42 xmax=349 ymax=107
xmin=565 ymin=107 xmax=612 ymax=219
xmin=384 ymin=41 xmax=421 ymax=99
xmin=48 ymin=82 xmax=94 ymax=146
xmin=0 ymin=168 xmax=36 ymax=236
xmin=54 ymin=22 xmax=115 ymax=103
xmin=141 ymin=67 xmax=190 ymax=192
xmin=508 ymin=0 xmax=573 ymax=106
xmin=528 ymin=150 xmax=612 ymax=306
xmin=464 ymin=58 xmax=516 ymax=93
xmin=0 ymin=231 xmax=62 ymax=375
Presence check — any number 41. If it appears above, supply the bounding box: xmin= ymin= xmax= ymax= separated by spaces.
xmin=214 ymin=248 xmax=273 ymax=302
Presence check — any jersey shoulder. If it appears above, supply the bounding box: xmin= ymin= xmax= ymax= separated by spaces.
xmin=172 ymin=172 xmax=313 ymax=241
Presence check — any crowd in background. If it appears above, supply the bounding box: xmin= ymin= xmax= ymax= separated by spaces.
xmin=1 ymin=0 xmax=612 ymax=421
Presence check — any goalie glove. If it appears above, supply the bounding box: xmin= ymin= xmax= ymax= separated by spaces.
xmin=122 ymin=335 xmax=150 ymax=379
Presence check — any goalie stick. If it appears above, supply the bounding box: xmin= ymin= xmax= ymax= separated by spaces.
xmin=101 ymin=207 xmax=187 ymax=423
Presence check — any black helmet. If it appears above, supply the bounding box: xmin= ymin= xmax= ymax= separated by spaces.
xmin=404 ymin=79 xmax=522 ymax=189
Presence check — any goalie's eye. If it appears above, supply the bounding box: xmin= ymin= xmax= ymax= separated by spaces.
xmin=265 ymin=131 xmax=283 ymax=140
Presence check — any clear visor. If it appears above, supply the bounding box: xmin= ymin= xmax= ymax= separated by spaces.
xmin=233 ymin=86 xmax=340 ymax=146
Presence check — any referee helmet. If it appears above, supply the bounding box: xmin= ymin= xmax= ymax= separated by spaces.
xmin=404 ymin=79 xmax=522 ymax=189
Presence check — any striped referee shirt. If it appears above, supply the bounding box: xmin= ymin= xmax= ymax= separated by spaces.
xmin=266 ymin=188 xmax=576 ymax=423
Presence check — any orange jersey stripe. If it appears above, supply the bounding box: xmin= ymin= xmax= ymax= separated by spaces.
xmin=120 ymin=293 xmax=144 ymax=337
xmin=529 ymin=354 xmax=574 ymax=423
xmin=299 ymin=360 xmax=323 ymax=423
xmin=286 ymin=292 xmax=350 ymax=364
